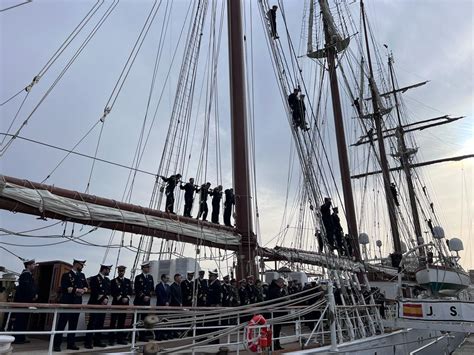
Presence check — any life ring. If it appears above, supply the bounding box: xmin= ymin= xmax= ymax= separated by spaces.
xmin=246 ymin=314 xmax=267 ymax=352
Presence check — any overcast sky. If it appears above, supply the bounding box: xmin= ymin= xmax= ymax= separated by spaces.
xmin=1 ymin=0 xmax=472 ymax=277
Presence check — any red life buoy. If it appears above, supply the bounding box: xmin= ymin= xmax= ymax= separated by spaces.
xmin=246 ymin=314 xmax=267 ymax=352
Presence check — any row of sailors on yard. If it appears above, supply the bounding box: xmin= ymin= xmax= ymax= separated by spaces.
xmin=11 ymin=259 xmax=315 ymax=351
xmin=160 ymin=174 xmax=235 ymax=226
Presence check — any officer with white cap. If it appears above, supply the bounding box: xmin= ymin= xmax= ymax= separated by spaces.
xmin=53 ymin=259 xmax=88 ymax=352
xmin=109 ymin=265 xmax=132 ymax=345
xmin=134 ymin=261 xmax=154 ymax=342
xmin=181 ymin=271 xmax=195 ymax=307
xmin=85 ymin=264 xmax=112 ymax=349
xmin=12 ymin=259 xmax=38 ymax=344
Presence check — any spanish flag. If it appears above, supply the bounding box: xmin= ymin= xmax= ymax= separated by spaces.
xmin=403 ymin=303 xmax=423 ymax=317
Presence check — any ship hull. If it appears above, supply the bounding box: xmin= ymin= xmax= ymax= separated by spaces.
xmin=415 ymin=265 xmax=470 ymax=296
xmin=292 ymin=328 xmax=466 ymax=354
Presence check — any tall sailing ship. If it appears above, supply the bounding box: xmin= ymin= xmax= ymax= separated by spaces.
xmin=0 ymin=0 xmax=472 ymax=353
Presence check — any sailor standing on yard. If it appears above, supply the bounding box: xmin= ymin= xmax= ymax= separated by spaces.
xmin=12 ymin=259 xmax=38 ymax=345
xmin=85 ymin=264 xmax=112 ymax=349
xmin=109 ymin=265 xmax=132 ymax=346
xmin=134 ymin=261 xmax=154 ymax=342
xmin=160 ymin=173 xmax=182 ymax=213
xmin=210 ymin=185 xmax=223 ymax=224
xmin=53 ymin=259 xmax=88 ymax=352
xmin=196 ymin=182 xmax=212 ymax=221
xmin=267 ymin=5 xmax=279 ymax=39
xmin=180 ymin=177 xmax=198 ymax=217
xmin=223 ymin=188 xmax=235 ymax=227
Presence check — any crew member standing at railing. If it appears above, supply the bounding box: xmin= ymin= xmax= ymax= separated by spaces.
xmin=196 ymin=270 xmax=208 ymax=307
xmin=53 ymin=259 xmax=88 ymax=352
xmin=181 ymin=271 xmax=195 ymax=307
xmin=12 ymin=259 xmax=38 ymax=345
xmin=268 ymin=278 xmax=286 ymax=350
xmin=85 ymin=264 xmax=112 ymax=349
xmin=109 ymin=265 xmax=132 ymax=346
xmin=206 ymin=269 xmax=222 ymax=344
xmin=134 ymin=261 xmax=154 ymax=342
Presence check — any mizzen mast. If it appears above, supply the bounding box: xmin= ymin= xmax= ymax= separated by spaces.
xmin=361 ymin=0 xmax=402 ymax=261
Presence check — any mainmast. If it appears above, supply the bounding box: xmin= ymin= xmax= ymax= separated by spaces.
xmin=319 ymin=0 xmax=361 ymax=261
xmin=360 ymin=0 xmax=402 ymax=259
xmin=388 ymin=54 xmax=424 ymax=255
xmin=227 ymin=0 xmax=257 ymax=278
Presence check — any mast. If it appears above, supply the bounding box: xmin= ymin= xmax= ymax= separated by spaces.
xmin=388 ymin=54 xmax=424 ymax=254
xmin=360 ymin=0 xmax=402 ymax=257
xmin=227 ymin=0 xmax=257 ymax=278
xmin=320 ymin=0 xmax=360 ymax=261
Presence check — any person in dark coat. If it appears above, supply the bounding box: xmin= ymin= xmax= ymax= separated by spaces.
xmin=155 ymin=274 xmax=171 ymax=340
xmin=297 ymin=94 xmax=310 ymax=131
xmin=195 ymin=270 xmax=208 ymax=307
xmin=268 ymin=278 xmax=286 ymax=350
xmin=331 ymin=207 xmax=345 ymax=255
xmin=230 ymin=279 xmax=240 ymax=306
xmin=321 ymin=197 xmax=335 ymax=250
xmin=288 ymin=88 xmax=300 ymax=127
xmin=206 ymin=270 xmax=222 ymax=307
xmin=156 ymin=274 xmax=171 ymax=307
xmin=238 ymin=279 xmax=250 ymax=306
xmin=196 ymin=182 xmax=211 ymax=221
xmin=160 ymin=173 xmax=182 ymax=213
xmin=180 ymin=178 xmax=198 ymax=217
xmin=246 ymin=275 xmax=258 ymax=304
xmin=223 ymin=188 xmax=235 ymax=227
xmin=221 ymin=275 xmax=232 ymax=307
xmin=85 ymin=264 xmax=112 ymax=349
xmin=181 ymin=271 xmax=195 ymax=307
xmin=170 ymin=274 xmax=183 ymax=307
xmin=206 ymin=270 xmax=222 ymax=344
xmin=266 ymin=5 xmax=279 ymax=39
xmin=210 ymin=185 xmax=223 ymax=224
xmin=134 ymin=261 xmax=154 ymax=342
xmin=53 ymin=259 xmax=88 ymax=352
xmin=12 ymin=259 xmax=38 ymax=344
xmin=109 ymin=265 xmax=132 ymax=345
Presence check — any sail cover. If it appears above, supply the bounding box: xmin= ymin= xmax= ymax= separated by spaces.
xmin=0 ymin=177 xmax=240 ymax=247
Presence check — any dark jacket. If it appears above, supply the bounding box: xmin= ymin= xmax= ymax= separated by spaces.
xmin=181 ymin=279 xmax=194 ymax=306
xmin=197 ymin=185 xmax=210 ymax=202
xmin=155 ymin=282 xmax=171 ymax=306
xmin=14 ymin=270 xmax=36 ymax=303
xmin=239 ymin=286 xmax=250 ymax=305
xmin=88 ymin=274 xmax=111 ymax=305
xmin=59 ymin=270 xmax=88 ymax=304
xmin=111 ymin=276 xmax=132 ymax=305
xmin=196 ymin=278 xmax=208 ymax=306
xmin=207 ymin=279 xmax=222 ymax=306
xmin=170 ymin=282 xmax=182 ymax=307
xmin=161 ymin=175 xmax=179 ymax=194
xmin=133 ymin=273 xmax=154 ymax=306
xmin=210 ymin=189 xmax=222 ymax=206
xmin=180 ymin=182 xmax=197 ymax=200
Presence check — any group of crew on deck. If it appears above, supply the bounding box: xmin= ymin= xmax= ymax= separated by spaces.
xmin=160 ymin=174 xmax=235 ymax=227
xmin=12 ymin=259 xmax=319 ymax=351
xmin=319 ymin=197 xmax=355 ymax=257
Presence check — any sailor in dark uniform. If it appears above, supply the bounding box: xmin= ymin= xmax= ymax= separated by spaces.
xmin=196 ymin=182 xmax=212 ymax=221
xmin=109 ymin=265 xmax=132 ymax=345
xmin=134 ymin=261 xmax=154 ymax=342
xmin=180 ymin=178 xmax=198 ymax=217
xmin=206 ymin=269 xmax=222 ymax=343
xmin=223 ymin=188 xmax=235 ymax=227
xmin=246 ymin=275 xmax=258 ymax=304
xmin=210 ymin=185 xmax=223 ymax=224
xmin=181 ymin=271 xmax=195 ymax=307
xmin=195 ymin=270 xmax=208 ymax=307
xmin=85 ymin=264 xmax=112 ymax=349
xmin=170 ymin=274 xmax=183 ymax=307
xmin=53 ymin=259 xmax=88 ymax=352
xmin=160 ymin=173 xmax=182 ymax=213
xmin=12 ymin=259 xmax=38 ymax=344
